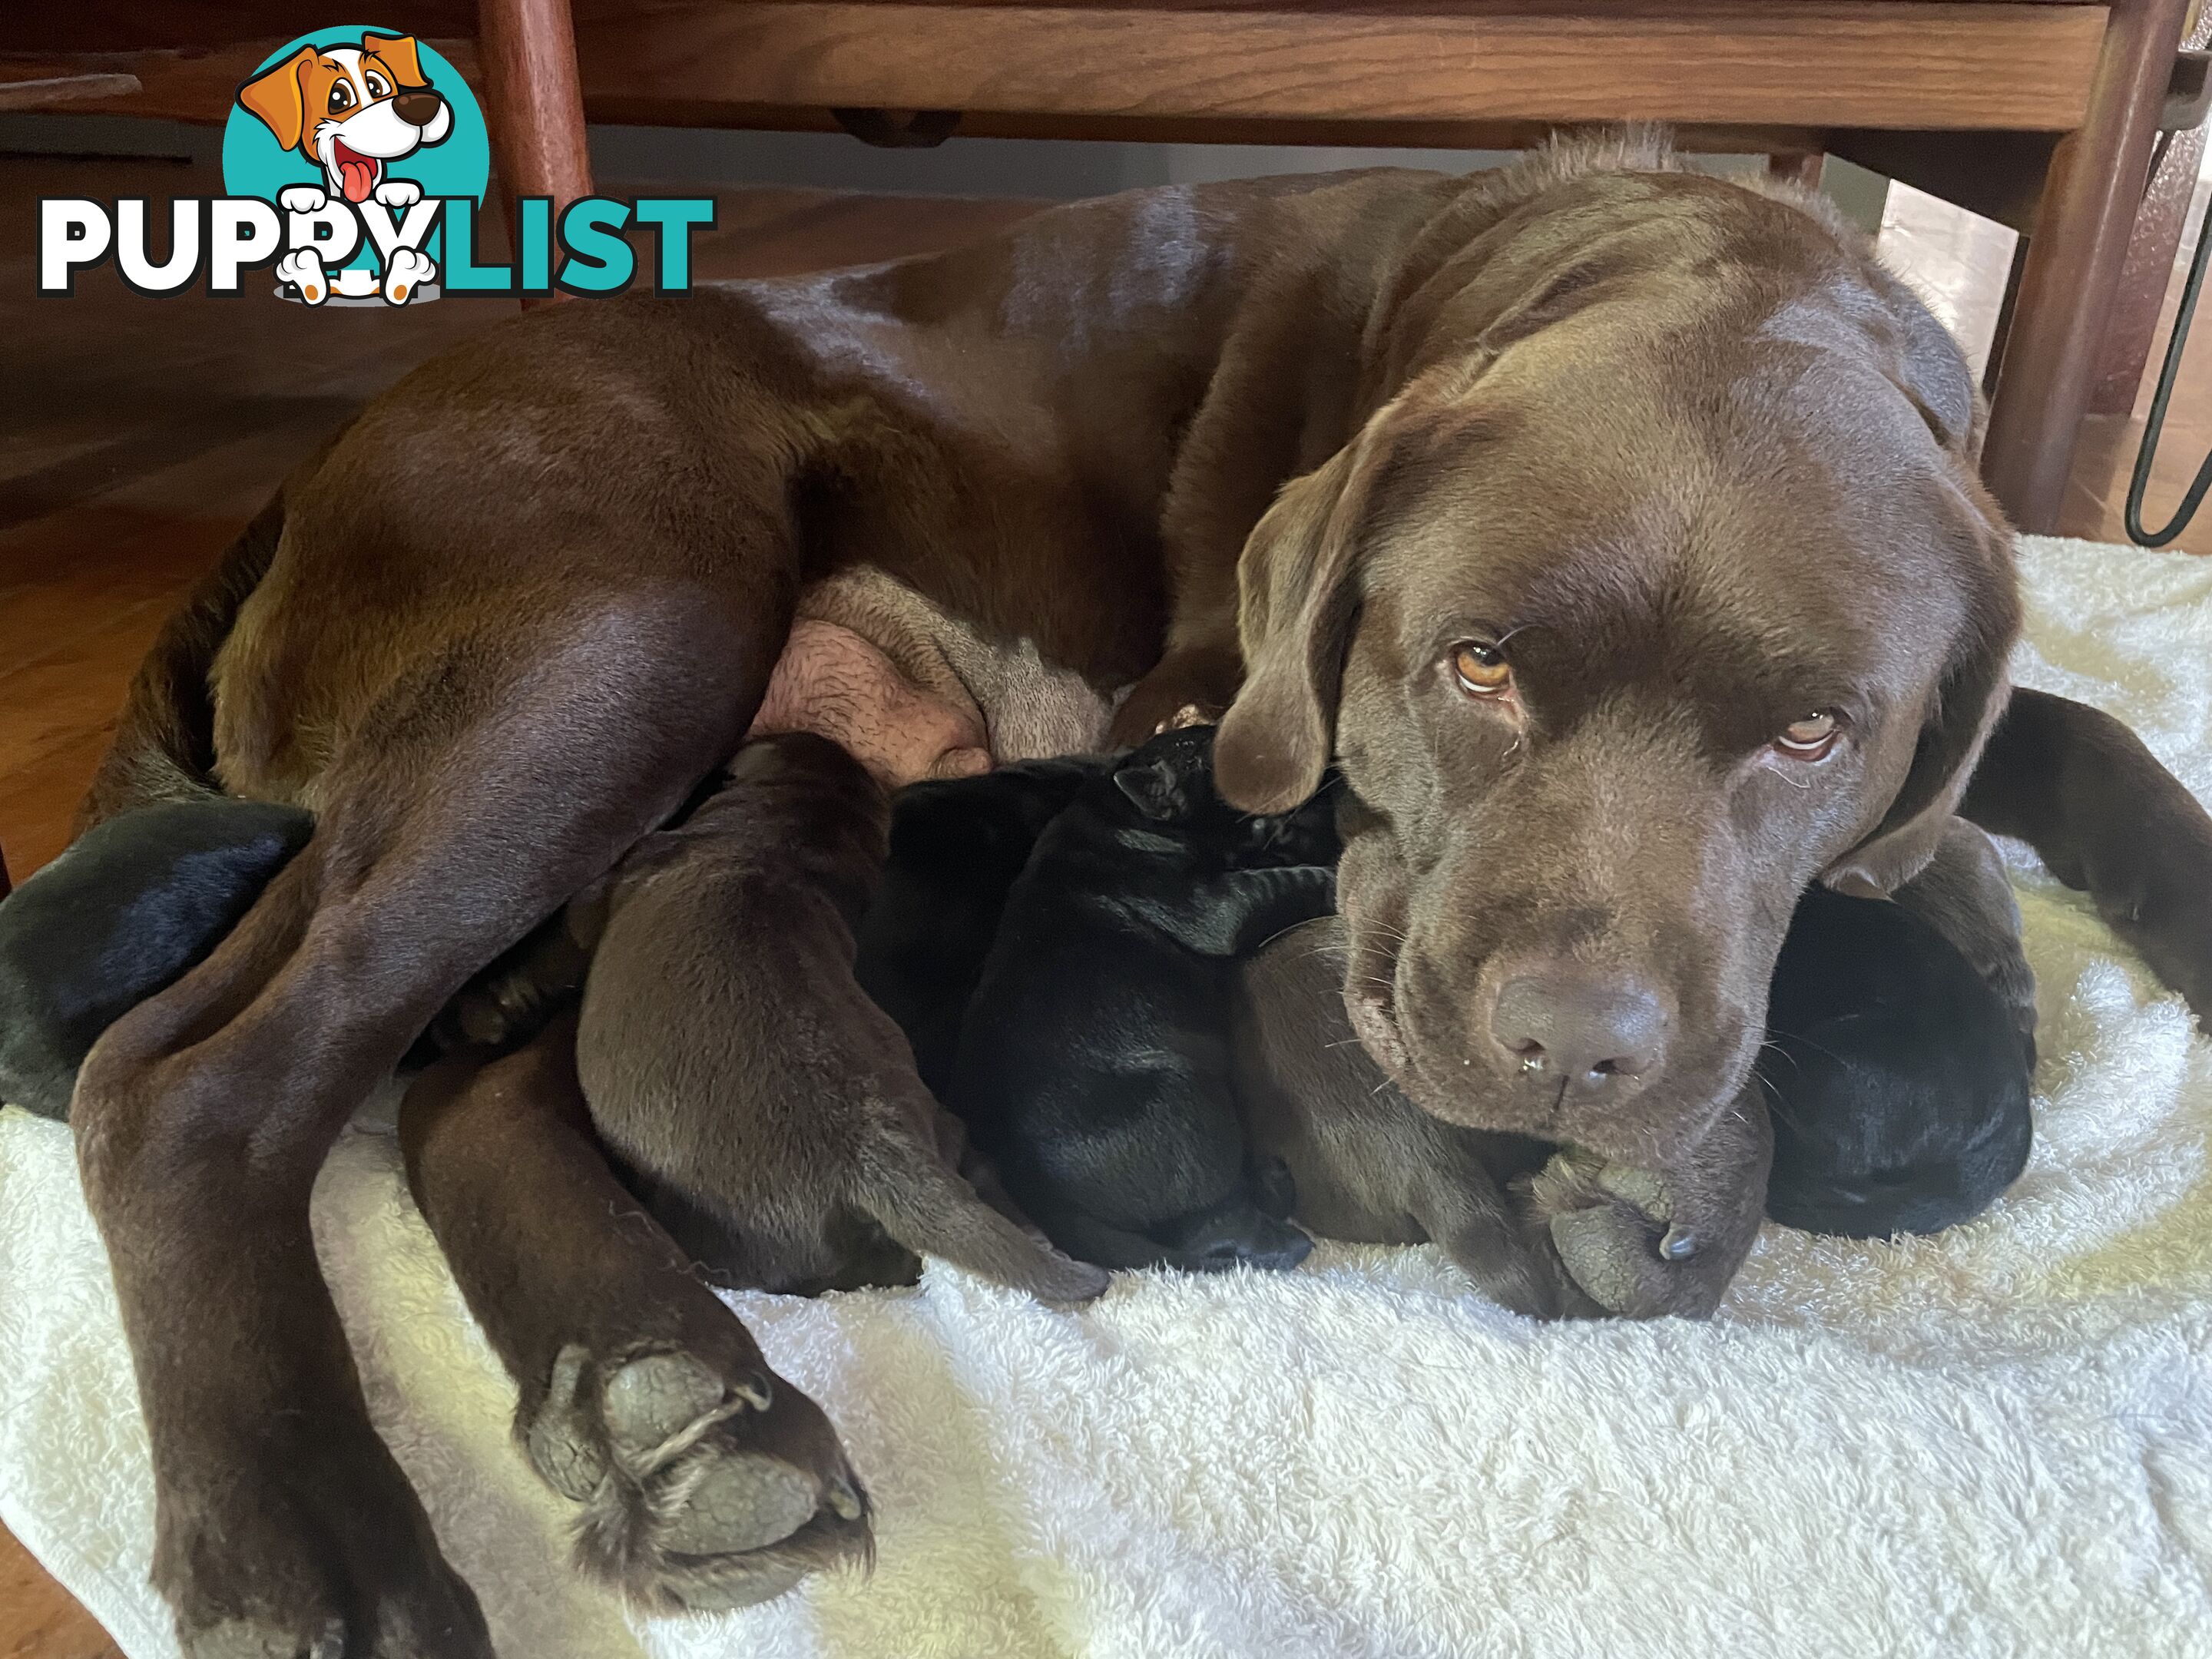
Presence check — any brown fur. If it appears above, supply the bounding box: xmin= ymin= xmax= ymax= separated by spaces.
xmin=573 ymin=731 xmax=1107 ymax=1302
xmin=67 ymin=135 xmax=2212 ymax=1654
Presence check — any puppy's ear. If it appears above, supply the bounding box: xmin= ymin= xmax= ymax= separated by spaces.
xmin=1113 ymin=754 xmax=1191 ymax=820
xmin=363 ymin=33 xmax=429 ymax=88
xmin=237 ymin=47 xmax=316 ymax=152
xmin=1823 ymin=538 xmax=2018 ymax=898
xmin=1213 ymin=425 xmax=1393 ymax=815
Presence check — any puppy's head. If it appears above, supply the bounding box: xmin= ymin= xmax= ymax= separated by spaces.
xmin=237 ymin=33 xmax=452 ymax=203
xmin=1109 ymin=727 xmax=1339 ymax=866
xmin=1214 ymin=154 xmax=2018 ymax=1168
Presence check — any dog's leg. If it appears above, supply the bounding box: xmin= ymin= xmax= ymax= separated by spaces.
xmin=71 ymin=597 xmax=787 ymax=1657
xmin=1520 ymin=1091 xmax=1774 ymax=1320
xmin=1964 ymin=687 xmax=2212 ymax=1026
xmin=400 ymin=1018 xmax=872 ymax=1614
xmin=1889 ymin=816 xmax=2038 ymax=1065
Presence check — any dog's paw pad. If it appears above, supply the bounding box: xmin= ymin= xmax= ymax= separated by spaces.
xmin=520 ymin=1341 xmax=870 ymax=1613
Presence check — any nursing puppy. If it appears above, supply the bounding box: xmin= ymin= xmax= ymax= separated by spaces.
xmin=951 ymin=726 xmax=1339 ymax=1272
xmin=854 ymin=755 xmax=1111 ymax=1094
xmin=573 ymin=731 xmax=1108 ymax=1301
xmin=0 ymin=800 xmax=312 ymax=1119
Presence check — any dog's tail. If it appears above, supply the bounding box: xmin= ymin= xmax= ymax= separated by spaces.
xmin=855 ymin=1119 xmax=1111 ymax=1304
xmin=75 ymin=488 xmax=288 ymax=830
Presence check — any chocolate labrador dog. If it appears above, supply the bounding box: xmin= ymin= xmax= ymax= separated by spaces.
xmin=57 ymin=133 xmax=2212 ymax=1654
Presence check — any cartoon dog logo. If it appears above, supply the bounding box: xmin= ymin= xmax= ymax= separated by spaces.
xmin=235 ymin=32 xmax=452 ymax=304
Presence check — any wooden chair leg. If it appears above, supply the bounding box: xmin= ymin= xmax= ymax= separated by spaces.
xmin=1985 ymin=0 xmax=2191 ymax=532
xmin=477 ymin=0 xmax=594 ymax=306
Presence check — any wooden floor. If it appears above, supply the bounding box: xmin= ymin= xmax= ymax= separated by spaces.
xmin=2 ymin=148 xmax=2208 ymax=1654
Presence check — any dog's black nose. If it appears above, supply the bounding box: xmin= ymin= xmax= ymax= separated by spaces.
xmin=1490 ymin=969 xmax=1670 ymax=1094
xmin=393 ymin=91 xmax=445 ymax=127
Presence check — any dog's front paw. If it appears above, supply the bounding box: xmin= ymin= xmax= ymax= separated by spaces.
xmin=275 ymin=248 xmax=330 ymax=304
xmin=277 ymin=184 xmax=328 ymax=214
xmin=373 ymin=178 xmax=423 ymax=208
xmin=382 ymin=247 xmax=435 ymax=304
xmin=1522 ymin=1151 xmax=1720 ymax=1320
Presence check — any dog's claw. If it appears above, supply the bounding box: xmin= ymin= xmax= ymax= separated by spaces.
xmin=827 ymin=1477 xmax=865 ymax=1522
xmin=736 ymin=1369 xmax=775 ymax=1412
xmin=1659 ymin=1225 xmax=1699 ymax=1260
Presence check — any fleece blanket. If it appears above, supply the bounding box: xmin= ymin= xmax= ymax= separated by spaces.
xmin=4 ymin=533 xmax=2210 ymax=1659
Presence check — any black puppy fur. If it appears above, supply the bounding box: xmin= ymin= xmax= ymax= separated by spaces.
xmin=1763 ymin=882 xmax=2033 ymax=1237
xmin=854 ymin=756 xmax=1111 ymax=1094
xmin=0 ymin=799 xmax=312 ymax=1119
xmin=1 ymin=774 xmax=2030 ymax=1254
xmin=949 ymin=726 xmax=1340 ymax=1272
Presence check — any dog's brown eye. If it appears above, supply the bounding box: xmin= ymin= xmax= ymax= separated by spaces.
xmin=328 ymin=82 xmax=354 ymax=114
xmin=1776 ymin=711 xmax=1839 ymax=760
xmin=365 ymin=71 xmax=392 ymax=99
xmin=1451 ymin=641 xmax=1512 ymax=698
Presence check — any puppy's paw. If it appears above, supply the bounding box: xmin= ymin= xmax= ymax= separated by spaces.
xmin=382 ymin=247 xmax=435 ymax=305
xmin=1523 ymin=1151 xmax=1714 ymax=1320
xmin=373 ymin=178 xmax=423 ymax=208
xmin=275 ymin=248 xmax=330 ymax=305
xmin=277 ymin=184 xmax=329 ymax=214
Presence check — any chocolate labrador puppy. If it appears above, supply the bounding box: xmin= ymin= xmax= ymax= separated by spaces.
xmin=568 ymin=731 xmax=1106 ymax=1305
xmin=48 ymin=132 xmax=2212 ymax=1651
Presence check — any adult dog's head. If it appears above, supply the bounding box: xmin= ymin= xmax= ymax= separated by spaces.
xmin=1214 ymin=142 xmax=2018 ymax=1168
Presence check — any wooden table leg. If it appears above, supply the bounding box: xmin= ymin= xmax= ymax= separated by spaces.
xmin=1985 ymin=0 xmax=2191 ymax=531
xmin=476 ymin=0 xmax=593 ymax=307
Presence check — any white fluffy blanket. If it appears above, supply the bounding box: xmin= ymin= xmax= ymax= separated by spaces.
xmin=5 ymin=534 xmax=2210 ymax=1659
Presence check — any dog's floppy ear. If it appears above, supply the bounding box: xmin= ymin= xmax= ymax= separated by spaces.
xmin=1879 ymin=271 xmax=1984 ymax=462
xmin=363 ymin=33 xmax=430 ymax=88
xmin=1213 ymin=424 xmax=1396 ymax=815
xmin=237 ymin=47 xmax=316 ymax=151
xmin=1822 ymin=536 xmax=2018 ymax=898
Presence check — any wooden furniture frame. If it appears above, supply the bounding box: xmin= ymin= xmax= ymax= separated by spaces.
xmin=1 ymin=0 xmax=2197 ymax=528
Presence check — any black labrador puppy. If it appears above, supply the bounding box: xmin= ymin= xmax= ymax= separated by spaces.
xmin=1762 ymin=882 xmax=2033 ymax=1237
xmin=946 ymin=726 xmax=1341 ymax=1273
xmin=0 ymin=800 xmax=312 ymax=1119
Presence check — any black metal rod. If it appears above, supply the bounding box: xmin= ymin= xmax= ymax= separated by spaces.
xmin=2126 ymin=186 xmax=2212 ymax=546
